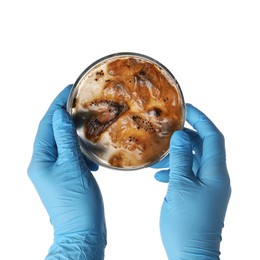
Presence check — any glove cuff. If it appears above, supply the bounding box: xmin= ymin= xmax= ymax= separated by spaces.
xmin=46 ymin=232 xmax=106 ymax=260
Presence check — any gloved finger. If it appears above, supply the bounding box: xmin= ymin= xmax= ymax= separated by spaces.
xmin=186 ymin=104 xmax=226 ymax=165
xmin=184 ymin=128 xmax=202 ymax=160
xmin=152 ymin=128 xmax=201 ymax=171
xmin=154 ymin=169 xmax=170 ymax=183
xmin=52 ymin=108 xmax=86 ymax=166
xmin=150 ymin=154 xmax=169 ymax=169
xmin=186 ymin=104 xmax=229 ymax=182
xmin=169 ymin=130 xmax=194 ymax=180
xmin=82 ymin=153 xmax=99 ymax=171
xmin=32 ymin=85 xmax=72 ymax=162
xmin=183 ymin=128 xmax=202 ymax=175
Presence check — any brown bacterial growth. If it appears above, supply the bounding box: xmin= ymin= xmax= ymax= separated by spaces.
xmin=71 ymin=56 xmax=184 ymax=169
xmin=84 ymin=100 xmax=129 ymax=141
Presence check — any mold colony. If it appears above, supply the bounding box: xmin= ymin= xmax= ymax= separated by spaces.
xmin=70 ymin=55 xmax=184 ymax=169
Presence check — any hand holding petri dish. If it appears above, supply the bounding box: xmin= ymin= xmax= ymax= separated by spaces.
xmin=67 ymin=53 xmax=185 ymax=170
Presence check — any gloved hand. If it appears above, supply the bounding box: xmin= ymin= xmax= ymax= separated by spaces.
xmin=152 ymin=104 xmax=231 ymax=259
xmin=28 ymin=85 xmax=106 ymax=260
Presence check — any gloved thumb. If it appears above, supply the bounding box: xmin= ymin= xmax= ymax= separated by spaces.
xmin=52 ymin=108 xmax=82 ymax=163
xmin=169 ymin=130 xmax=193 ymax=181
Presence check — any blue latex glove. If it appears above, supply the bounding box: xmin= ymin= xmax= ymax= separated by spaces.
xmin=152 ymin=104 xmax=231 ymax=259
xmin=28 ymin=85 xmax=106 ymax=260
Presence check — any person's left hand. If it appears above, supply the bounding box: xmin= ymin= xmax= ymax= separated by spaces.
xmin=28 ymin=85 xmax=106 ymax=259
xmin=151 ymin=104 xmax=231 ymax=259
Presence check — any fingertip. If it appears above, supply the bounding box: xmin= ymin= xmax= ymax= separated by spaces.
xmin=66 ymin=84 xmax=73 ymax=89
xmin=60 ymin=84 xmax=72 ymax=94
xmin=185 ymin=103 xmax=206 ymax=123
xmin=154 ymin=170 xmax=170 ymax=183
xmin=185 ymin=103 xmax=224 ymax=149
xmin=82 ymin=154 xmax=99 ymax=171
xmin=63 ymin=84 xmax=73 ymax=94
xmin=185 ymin=103 xmax=194 ymax=113
xmin=185 ymin=102 xmax=193 ymax=107
xmin=50 ymin=85 xmax=73 ymax=110
xmin=90 ymin=163 xmax=99 ymax=172
xmin=88 ymin=163 xmax=99 ymax=172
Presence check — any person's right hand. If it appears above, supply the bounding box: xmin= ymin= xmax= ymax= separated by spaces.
xmin=152 ymin=104 xmax=231 ymax=259
xmin=28 ymin=86 xmax=106 ymax=260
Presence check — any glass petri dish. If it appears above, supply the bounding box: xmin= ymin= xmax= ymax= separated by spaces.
xmin=67 ymin=52 xmax=185 ymax=170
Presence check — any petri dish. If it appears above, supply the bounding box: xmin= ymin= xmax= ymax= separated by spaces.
xmin=67 ymin=52 xmax=185 ymax=170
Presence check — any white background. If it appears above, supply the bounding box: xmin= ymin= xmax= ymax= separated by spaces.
xmin=1 ymin=1 xmax=259 ymax=259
